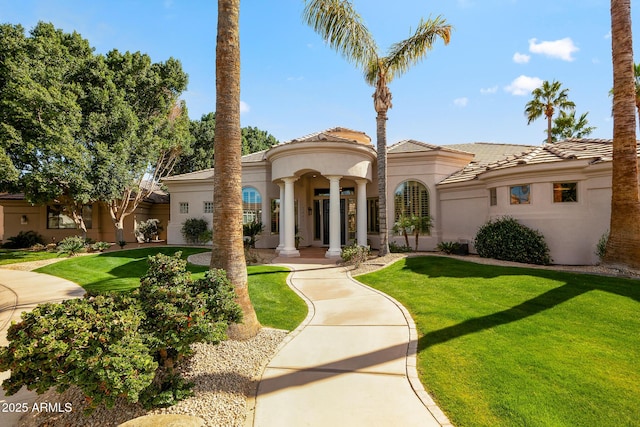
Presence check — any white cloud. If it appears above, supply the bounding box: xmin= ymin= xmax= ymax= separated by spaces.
xmin=513 ymin=52 xmax=531 ymax=64
xmin=240 ymin=101 xmax=250 ymax=114
xmin=604 ymin=31 xmax=612 ymax=40
xmin=528 ymin=37 xmax=579 ymax=61
xmin=505 ymin=75 xmax=543 ymax=96
xmin=480 ymin=86 xmax=498 ymax=95
xmin=453 ymin=97 xmax=468 ymax=107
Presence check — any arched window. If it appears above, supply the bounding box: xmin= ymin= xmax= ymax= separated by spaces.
xmin=242 ymin=187 xmax=262 ymax=224
xmin=394 ymin=180 xmax=430 ymax=233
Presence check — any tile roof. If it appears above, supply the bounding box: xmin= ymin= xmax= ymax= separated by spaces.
xmin=388 ymin=139 xmax=472 ymax=155
xmin=438 ymin=138 xmax=637 ymax=185
xmin=283 ymin=127 xmax=371 ymax=145
xmin=443 ymin=142 xmax=535 ymax=165
xmin=164 ymin=150 xmax=268 ymax=182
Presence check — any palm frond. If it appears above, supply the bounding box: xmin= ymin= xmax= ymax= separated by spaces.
xmin=302 ymin=0 xmax=378 ymax=70
xmin=381 ymin=15 xmax=452 ymax=83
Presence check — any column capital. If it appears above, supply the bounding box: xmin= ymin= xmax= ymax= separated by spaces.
xmin=325 ymin=175 xmax=343 ymax=182
xmin=282 ymin=176 xmax=298 ymax=184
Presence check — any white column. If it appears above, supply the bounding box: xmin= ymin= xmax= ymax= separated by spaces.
xmin=275 ymin=182 xmax=285 ymax=253
xmin=325 ymin=175 xmax=342 ymax=258
xmin=279 ymin=177 xmax=300 ymax=257
xmin=356 ymin=179 xmax=368 ymax=247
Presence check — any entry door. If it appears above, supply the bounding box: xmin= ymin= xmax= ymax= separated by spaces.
xmin=321 ymin=199 xmax=346 ymax=245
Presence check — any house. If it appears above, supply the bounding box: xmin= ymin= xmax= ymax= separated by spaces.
xmin=0 ymin=191 xmax=169 ymax=244
xmin=163 ymin=127 xmax=635 ymax=265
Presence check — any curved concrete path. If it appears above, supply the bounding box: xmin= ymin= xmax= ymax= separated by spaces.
xmin=0 ymin=269 xmax=85 ymax=427
xmin=251 ymin=258 xmax=452 ymax=427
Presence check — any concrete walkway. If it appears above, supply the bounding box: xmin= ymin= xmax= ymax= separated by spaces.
xmin=251 ymin=255 xmax=452 ymax=427
xmin=0 ymin=268 xmax=85 ymax=427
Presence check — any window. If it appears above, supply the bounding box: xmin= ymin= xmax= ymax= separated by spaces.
xmin=553 ymin=182 xmax=578 ymax=202
xmin=510 ymin=185 xmax=531 ymax=205
xmin=489 ymin=188 xmax=497 ymax=206
xmin=179 ymin=202 xmax=189 ymax=214
xmin=47 ymin=205 xmax=92 ymax=229
xmin=367 ymin=198 xmax=379 ymax=233
xmin=271 ymin=199 xmax=280 ymax=233
xmin=242 ymin=187 xmax=262 ymax=224
xmin=394 ymin=180 xmax=430 ymax=233
xmin=203 ymin=201 xmax=214 ymax=213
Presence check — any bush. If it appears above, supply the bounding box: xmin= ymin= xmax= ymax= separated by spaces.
xmin=596 ymin=230 xmax=609 ymax=261
xmin=90 ymin=241 xmax=111 ymax=252
xmin=181 ymin=218 xmax=210 ymax=245
xmin=0 ymin=293 xmax=157 ymax=411
xmin=136 ymin=219 xmax=163 ymax=243
xmin=2 ymin=230 xmax=45 ymax=249
xmin=57 ymin=235 xmax=87 ymax=256
xmin=0 ymin=252 xmax=242 ymax=412
xmin=341 ymin=242 xmax=370 ymax=267
xmin=474 ymin=217 xmax=551 ymax=265
xmin=389 ymin=241 xmax=413 ymax=253
xmin=30 ymin=243 xmax=46 ymax=252
xmin=437 ymin=241 xmax=461 ymax=255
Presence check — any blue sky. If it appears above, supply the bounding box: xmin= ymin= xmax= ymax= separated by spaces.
xmin=1 ymin=0 xmax=636 ymax=146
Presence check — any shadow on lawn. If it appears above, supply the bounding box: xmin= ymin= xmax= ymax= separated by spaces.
xmin=401 ymin=256 xmax=640 ymax=349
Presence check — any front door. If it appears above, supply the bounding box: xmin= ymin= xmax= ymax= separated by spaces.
xmin=321 ymin=199 xmax=346 ymax=246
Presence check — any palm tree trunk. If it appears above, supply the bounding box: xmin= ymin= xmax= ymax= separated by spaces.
xmin=603 ymin=0 xmax=640 ymax=270
xmin=211 ymin=0 xmax=260 ymax=339
xmin=546 ymin=115 xmax=553 ymax=144
xmin=376 ymin=109 xmax=390 ymax=256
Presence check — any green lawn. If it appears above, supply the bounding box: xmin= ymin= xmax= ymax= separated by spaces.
xmin=357 ymin=256 xmax=640 ymax=427
xmin=0 ymin=249 xmax=64 ymax=265
xmin=35 ymin=247 xmax=306 ymax=331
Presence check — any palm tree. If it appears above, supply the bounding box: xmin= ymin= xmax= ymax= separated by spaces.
xmin=211 ymin=0 xmax=261 ymax=339
xmin=303 ymin=0 xmax=451 ymax=256
xmin=550 ymin=111 xmax=596 ymax=141
xmin=610 ymin=63 xmax=640 ymax=133
xmin=525 ymin=80 xmax=575 ymax=145
xmin=603 ymin=0 xmax=640 ymax=270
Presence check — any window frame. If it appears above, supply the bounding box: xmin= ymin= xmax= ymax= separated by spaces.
xmin=393 ymin=180 xmax=431 ymax=234
xmin=553 ymin=182 xmax=578 ymax=203
xmin=509 ymin=184 xmax=531 ymax=205
xmin=47 ymin=204 xmax=92 ymax=230
xmin=242 ymin=186 xmax=262 ymax=225
xmin=179 ymin=202 xmax=189 ymax=214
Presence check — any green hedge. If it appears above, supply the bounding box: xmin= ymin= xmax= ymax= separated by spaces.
xmin=474 ymin=217 xmax=551 ymax=265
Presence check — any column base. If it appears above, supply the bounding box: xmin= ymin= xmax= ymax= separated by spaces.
xmin=275 ymin=244 xmax=284 ymax=254
xmin=278 ymin=248 xmax=300 ymax=257
xmin=325 ymin=248 xmax=342 ymax=258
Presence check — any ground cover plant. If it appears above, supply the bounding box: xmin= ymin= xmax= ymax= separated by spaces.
xmin=0 ymin=249 xmax=62 ymax=265
xmin=35 ymin=247 xmax=306 ymax=331
xmin=357 ymin=256 xmax=640 ymax=427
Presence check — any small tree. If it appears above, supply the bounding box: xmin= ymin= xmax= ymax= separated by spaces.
xmin=242 ymin=221 xmax=264 ymax=248
xmin=181 ymin=218 xmax=210 ymax=245
xmin=393 ymin=215 xmax=432 ymax=251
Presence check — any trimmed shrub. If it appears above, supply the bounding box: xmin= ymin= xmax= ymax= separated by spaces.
xmin=2 ymin=230 xmax=45 ymax=249
xmin=57 ymin=235 xmax=87 ymax=256
xmin=341 ymin=242 xmax=371 ymax=267
xmin=0 ymin=293 xmax=157 ymax=411
xmin=136 ymin=219 xmax=163 ymax=243
xmin=243 ymin=221 xmax=264 ymax=248
xmin=181 ymin=218 xmax=210 ymax=245
xmin=474 ymin=217 xmax=551 ymax=265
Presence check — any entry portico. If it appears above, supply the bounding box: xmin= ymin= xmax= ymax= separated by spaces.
xmin=266 ymin=129 xmax=376 ymax=258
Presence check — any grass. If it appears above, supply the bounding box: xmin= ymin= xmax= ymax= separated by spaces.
xmin=0 ymin=249 xmax=64 ymax=265
xmin=35 ymin=247 xmax=307 ymax=331
xmin=357 ymin=256 xmax=640 ymax=427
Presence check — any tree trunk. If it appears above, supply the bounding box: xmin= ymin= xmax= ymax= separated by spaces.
xmin=546 ymin=114 xmax=553 ymax=145
xmin=376 ymin=109 xmax=389 ymax=256
xmin=211 ymin=0 xmax=260 ymax=339
xmin=603 ymin=0 xmax=640 ymax=270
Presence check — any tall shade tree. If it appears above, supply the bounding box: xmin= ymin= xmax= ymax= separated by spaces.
xmin=603 ymin=0 xmax=640 ymax=270
xmin=525 ymin=80 xmax=575 ymax=145
xmin=211 ymin=0 xmax=261 ymax=339
xmin=550 ymin=111 xmax=596 ymax=142
xmin=303 ymin=0 xmax=451 ymax=256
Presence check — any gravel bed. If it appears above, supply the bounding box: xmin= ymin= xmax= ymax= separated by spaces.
xmin=17 ymin=328 xmax=288 ymax=427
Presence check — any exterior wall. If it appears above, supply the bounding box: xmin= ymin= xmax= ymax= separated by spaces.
xmin=0 ymin=200 xmax=163 ymax=245
xmin=439 ymin=161 xmax=614 ymax=265
xmin=387 ymin=151 xmax=472 ymax=251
